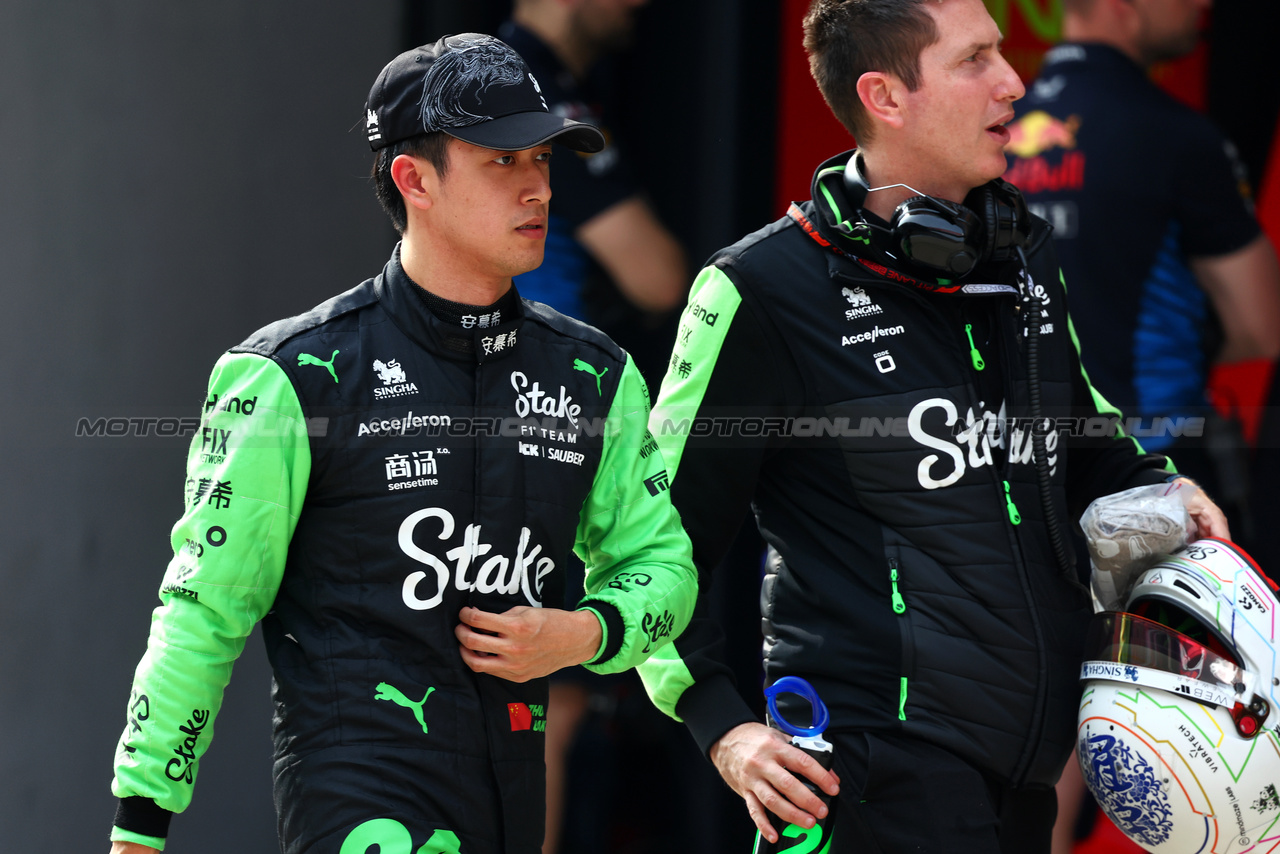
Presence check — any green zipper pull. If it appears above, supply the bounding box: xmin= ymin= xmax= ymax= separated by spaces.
xmin=889 ymin=564 xmax=907 ymax=614
xmin=964 ymin=324 xmax=985 ymax=371
xmin=1003 ymin=480 xmax=1022 ymax=526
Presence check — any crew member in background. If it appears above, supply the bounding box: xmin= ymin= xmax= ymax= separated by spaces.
xmin=1006 ymin=0 xmax=1280 ymax=539
xmin=499 ymin=0 xmax=687 ymax=380
xmin=497 ymin=4 xmax=693 ymax=851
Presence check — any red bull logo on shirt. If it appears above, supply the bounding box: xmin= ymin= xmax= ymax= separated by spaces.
xmin=1006 ymin=111 xmax=1080 ymax=158
xmin=1005 ymin=111 xmax=1087 ymax=195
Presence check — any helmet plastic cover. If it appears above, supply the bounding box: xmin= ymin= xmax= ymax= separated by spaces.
xmin=1077 ymin=538 xmax=1280 ymax=853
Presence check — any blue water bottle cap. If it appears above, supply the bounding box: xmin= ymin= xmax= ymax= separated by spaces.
xmin=764 ymin=676 xmax=830 ymax=738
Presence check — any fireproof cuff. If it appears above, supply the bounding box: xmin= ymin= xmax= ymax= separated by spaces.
xmin=113 ymin=796 xmax=172 ymax=848
xmin=578 ymin=600 xmax=624 ymax=667
xmin=674 ymin=672 xmax=758 ymax=757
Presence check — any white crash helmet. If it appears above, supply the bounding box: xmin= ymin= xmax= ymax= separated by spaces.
xmin=1077 ymin=538 xmax=1280 ymax=853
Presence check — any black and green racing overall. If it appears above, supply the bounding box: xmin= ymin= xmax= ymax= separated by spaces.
xmin=109 ymin=247 xmax=697 ymax=854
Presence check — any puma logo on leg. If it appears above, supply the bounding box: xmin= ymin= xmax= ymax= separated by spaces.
xmin=374 ymin=682 xmax=436 ymax=734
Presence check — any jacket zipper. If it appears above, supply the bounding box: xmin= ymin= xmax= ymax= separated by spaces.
xmin=889 ymin=562 xmax=907 ymax=614
xmin=1003 ymin=480 xmax=1022 ymax=525
xmin=964 ymin=323 xmax=986 ymax=371
xmin=888 ymin=558 xmax=910 ymax=722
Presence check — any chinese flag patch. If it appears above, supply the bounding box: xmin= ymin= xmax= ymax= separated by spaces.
xmin=508 ymin=702 xmax=533 ymax=731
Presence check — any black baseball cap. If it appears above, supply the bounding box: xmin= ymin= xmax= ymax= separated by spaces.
xmin=364 ymin=33 xmax=605 ymax=154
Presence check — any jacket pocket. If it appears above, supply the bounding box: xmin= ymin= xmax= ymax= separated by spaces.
xmin=888 ymin=556 xmax=914 ymax=722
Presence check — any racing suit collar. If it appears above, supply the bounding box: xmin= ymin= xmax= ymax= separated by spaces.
xmin=375 ymin=243 xmax=527 ymax=364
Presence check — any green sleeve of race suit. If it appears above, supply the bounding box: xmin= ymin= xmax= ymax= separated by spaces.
xmin=110 ymin=352 xmax=310 ymax=822
xmin=574 ymin=353 xmax=698 ymax=674
xmin=636 ymin=265 xmax=746 ymax=721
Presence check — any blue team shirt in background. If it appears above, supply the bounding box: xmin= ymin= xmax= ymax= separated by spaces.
xmin=1008 ymin=43 xmax=1258 ymax=450
xmin=499 ymin=21 xmax=637 ymax=321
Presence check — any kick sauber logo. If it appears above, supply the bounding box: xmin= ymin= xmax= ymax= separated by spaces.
xmin=374 ymin=358 xmax=419 ymax=400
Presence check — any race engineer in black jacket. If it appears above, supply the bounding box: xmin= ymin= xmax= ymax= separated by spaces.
xmin=108 ymin=35 xmax=696 ymax=854
xmin=635 ymin=2 xmax=1228 ymax=852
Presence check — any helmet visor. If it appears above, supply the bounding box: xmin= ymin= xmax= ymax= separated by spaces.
xmin=1083 ymin=611 xmax=1243 ymax=696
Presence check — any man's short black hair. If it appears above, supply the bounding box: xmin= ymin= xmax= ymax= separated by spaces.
xmin=803 ymin=0 xmax=939 ymax=146
xmin=371 ymin=131 xmax=451 ymax=234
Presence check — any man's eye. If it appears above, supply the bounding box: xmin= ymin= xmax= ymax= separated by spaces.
xmin=495 ymin=155 xmax=515 ymax=165
xmin=537 ymin=151 xmax=552 ymax=162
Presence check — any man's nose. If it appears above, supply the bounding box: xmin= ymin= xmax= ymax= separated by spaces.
xmin=523 ymin=165 xmax=551 ymax=205
xmin=996 ymin=52 xmax=1025 ymax=102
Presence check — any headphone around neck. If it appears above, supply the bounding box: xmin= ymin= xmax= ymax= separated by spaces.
xmin=839 ymin=152 xmax=1031 ymax=278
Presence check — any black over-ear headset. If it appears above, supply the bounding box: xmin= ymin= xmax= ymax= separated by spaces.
xmin=840 ymin=152 xmax=1031 ymax=278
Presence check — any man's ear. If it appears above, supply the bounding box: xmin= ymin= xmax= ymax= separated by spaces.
xmin=1106 ymin=0 xmax=1144 ymax=47
xmin=390 ymin=154 xmax=436 ymax=215
xmin=857 ymin=71 xmax=906 ymax=131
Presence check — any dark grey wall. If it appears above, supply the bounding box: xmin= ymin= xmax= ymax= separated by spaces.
xmin=0 ymin=3 xmax=399 ymax=851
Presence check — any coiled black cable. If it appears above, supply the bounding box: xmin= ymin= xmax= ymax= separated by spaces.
xmin=1019 ymin=247 xmax=1075 ymax=579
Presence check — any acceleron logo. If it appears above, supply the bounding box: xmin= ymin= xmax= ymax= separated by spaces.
xmin=508 ymin=702 xmax=546 ymax=732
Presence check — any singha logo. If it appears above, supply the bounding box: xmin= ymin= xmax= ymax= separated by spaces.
xmin=373 ymin=359 xmax=418 ymax=400
xmin=842 ymin=287 xmax=872 ymax=307
xmin=374 ymin=359 xmax=407 ymax=385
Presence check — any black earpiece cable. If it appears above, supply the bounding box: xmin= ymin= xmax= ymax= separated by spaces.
xmin=1019 ymin=246 xmax=1075 ymax=579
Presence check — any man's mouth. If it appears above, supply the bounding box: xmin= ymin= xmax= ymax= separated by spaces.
xmin=516 ymin=222 xmax=545 ymax=237
xmin=987 ymin=118 xmax=1013 ymax=144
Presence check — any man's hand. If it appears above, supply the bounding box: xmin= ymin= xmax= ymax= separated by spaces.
xmin=110 ymin=843 xmax=159 ymax=854
xmin=1174 ymin=478 xmax=1231 ymax=540
xmin=709 ymin=722 xmax=840 ymax=845
xmin=456 ymin=606 xmax=602 ymax=682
